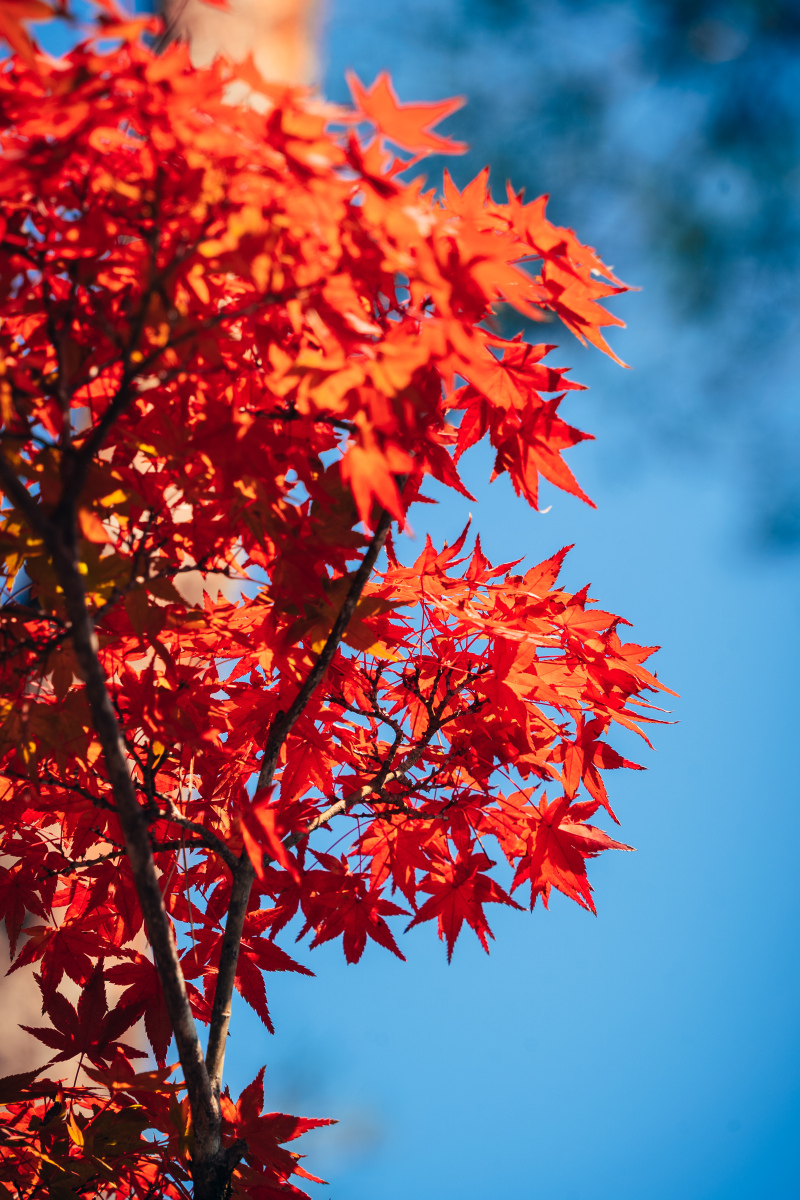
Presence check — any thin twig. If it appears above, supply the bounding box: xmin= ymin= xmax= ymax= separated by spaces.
xmin=204 ymin=498 xmax=400 ymax=1096
xmin=257 ymin=505 xmax=398 ymax=796
xmin=156 ymin=803 xmax=239 ymax=873
xmin=44 ymin=838 xmax=221 ymax=878
xmin=278 ymin=674 xmax=488 ymax=852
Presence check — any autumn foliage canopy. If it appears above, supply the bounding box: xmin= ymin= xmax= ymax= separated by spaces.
xmin=0 ymin=2 xmax=669 ymax=1196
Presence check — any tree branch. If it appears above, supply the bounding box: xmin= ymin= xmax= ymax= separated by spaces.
xmin=257 ymin=505 xmax=396 ymax=796
xmin=45 ymin=837 xmax=227 ymax=878
xmin=0 ymin=453 xmax=222 ymax=1190
xmin=2 ymin=768 xmax=118 ymax=813
xmin=154 ymin=803 xmax=239 ymax=873
xmin=281 ymin=673 xmax=484 ymax=850
xmin=52 ymin=545 xmax=220 ymax=1162
xmin=203 ymin=854 xmax=255 ymax=1098
xmin=204 ymin=500 xmax=398 ymax=1097
xmin=0 ymin=451 xmax=49 ymax=539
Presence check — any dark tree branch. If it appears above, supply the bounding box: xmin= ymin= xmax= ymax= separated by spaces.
xmin=0 ymin=452 xmax=49 ymax=539
xmin=258 ymin=505 xmax=397 ymax=795
xmin=204 ymin=499 xmax=399 ymax=1098
xmin=1 ymin=767 xmax=118 ymax=813
xmin=53 ymin=549 xmax=220 ymax=1163
xmin=155 ymin=802 xmax=239 ymax=873
xmin=203 ymin=855 xmax=255 ymax=1098
xmin=0 ymin=451 xmax=223 ymax=1193
xmin=46 ymin=836 xmax=223 ymax=878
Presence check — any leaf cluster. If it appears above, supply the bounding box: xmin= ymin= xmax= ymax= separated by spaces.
xmin=0 ymin=5 xmax=668 ymax=1196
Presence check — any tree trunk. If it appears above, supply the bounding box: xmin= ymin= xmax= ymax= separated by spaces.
xmin=162 ymin=0 xmax=322 ymax=87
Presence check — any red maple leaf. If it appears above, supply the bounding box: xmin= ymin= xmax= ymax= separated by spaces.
xmin=222 ymin=1067 xmax=335 ymax=1190
xmin=512 ymin=794 xmax=634 ymax=912
xmin=300 ymin=852 xmax=409 ymax=964
xmin=347 ymin=70 xmax=467 ymax=157
xmin=234 ymin=910 xmax=314 ymax=1033
xmin=554 ymin=716 xmax=644 ymax=818
xmin=21 ymin=961 xmax=145 ymax=1068
xmin=106 ymin=953 xmax=175 ymax=1066
xmin=10 ymin=923 xmax=104 ymax=998
xmin=407 ymin=850 xmax=522 ymax=961
xmin=0 ymin=864 xmax=47 ymax=956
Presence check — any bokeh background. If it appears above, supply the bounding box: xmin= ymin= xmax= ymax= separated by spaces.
xmin=223 ymin=4 xmax=800 ymax=1200
xmin=37 ymin=1 xmax=800 ymax=1196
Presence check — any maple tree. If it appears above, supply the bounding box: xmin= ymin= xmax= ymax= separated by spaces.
xmin=0 ymin=2 xmax=671 ymax=1197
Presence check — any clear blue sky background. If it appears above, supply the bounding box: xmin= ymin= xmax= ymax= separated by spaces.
xmin=224 ymin=406 xmax=800 ymax=1200
xmin=220 ymin=4 xmax=800 ymax=1200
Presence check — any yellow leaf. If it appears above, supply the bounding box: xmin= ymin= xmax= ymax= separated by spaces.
xmin=66 ymin=1110 xmax=84 ymax=1148
xmin=186 ymin=263 xmax=210 ymax=305
xmin=99 ymin=488 xmax=127 ymax=507
xmin=250 ymin=253 xmax=272 ymax=292
xmin=0 ymin=380 xmax=14 ymax=426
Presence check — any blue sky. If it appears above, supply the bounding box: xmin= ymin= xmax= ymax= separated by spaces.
xmin=218 ymin=4 xmax=800 ymax=1198
xmin=222 ymin=398 xmax=800 ymax=1200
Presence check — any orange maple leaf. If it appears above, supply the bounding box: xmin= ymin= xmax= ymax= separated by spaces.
xmin=347 ymin=70 xmax=467 ymax=157
xmin=0 ymin=0 xmax=53 ymax=64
